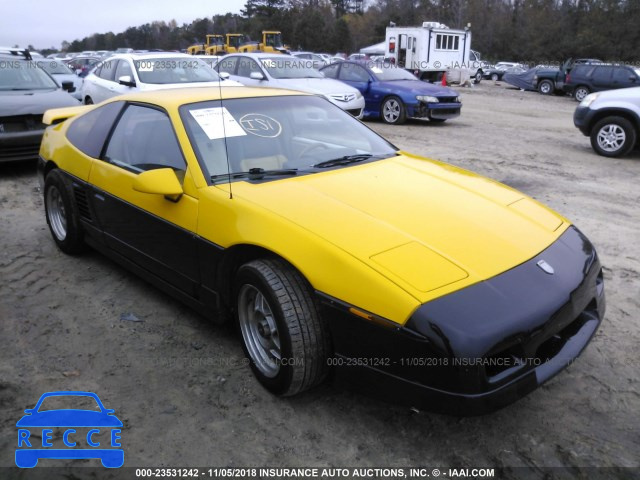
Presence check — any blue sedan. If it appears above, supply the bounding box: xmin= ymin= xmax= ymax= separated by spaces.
xmin=320 ymin=61 xmax=462 ymax=124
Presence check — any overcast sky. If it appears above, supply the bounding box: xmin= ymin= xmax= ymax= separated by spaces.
xmin=0 ymin=0 xmax=247 ymax=50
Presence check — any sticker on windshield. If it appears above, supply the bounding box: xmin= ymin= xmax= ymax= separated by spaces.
xmin=239 ymin=114 xmax=282 ymax=138
xmin=371 ymin=67 xmax=383 ymax=74
xmin=190 ymin=107 xmax=246 ymax=140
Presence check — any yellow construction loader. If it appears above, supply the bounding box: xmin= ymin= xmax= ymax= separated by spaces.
xmin=238 ymin=31 xmax=289 ymax=54
xmin=187 ymin=35 xmax=225 ymax=55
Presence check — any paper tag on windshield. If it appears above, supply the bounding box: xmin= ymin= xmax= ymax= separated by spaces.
xmin=137 ymin=62 xmax=154 ymax=72
xmin=371 ymin=67 xmax=383 ymax=74
xmin=189 ymin=107 xmax=246 ymax=140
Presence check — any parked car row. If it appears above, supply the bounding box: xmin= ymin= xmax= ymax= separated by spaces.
xmin=0 ymin=49 xmax=79 ymax=163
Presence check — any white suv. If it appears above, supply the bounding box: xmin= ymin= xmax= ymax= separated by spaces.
xmin=574 ymin=86 xmax=640 ymax=157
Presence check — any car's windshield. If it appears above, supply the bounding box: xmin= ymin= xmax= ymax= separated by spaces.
xmin=369 ymin=64 xmax=417 ymax=81
xmin=37 ymin=395 xmax=101 ymax=412
xmin=180 ymin=95 xmax=397 ymax=182
xmin=0 ymin=61 xmax=58 ymax=90
xmin=41 ymin=61 xmax=74 ymax=75
xmin=260 ymin=57 xmax=323 ymax=79
xmin=133 ymin=57 xmax=222 ymax=84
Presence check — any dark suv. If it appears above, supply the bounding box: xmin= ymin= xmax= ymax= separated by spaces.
xmin=564 ymin=64 xmax=640 ymax=101
xmin=0 ymin=49 xmax=78 ymax=162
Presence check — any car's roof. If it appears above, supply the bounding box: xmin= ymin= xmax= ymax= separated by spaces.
xmin=104 ymin=85 xmax=310 ymax=109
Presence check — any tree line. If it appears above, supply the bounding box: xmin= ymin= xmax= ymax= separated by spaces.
xmin=56 ymin=0 xmax=640 ymax=64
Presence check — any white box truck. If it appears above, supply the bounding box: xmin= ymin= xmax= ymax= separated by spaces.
xmin=385 ymin=22 xmax=486 ymax=83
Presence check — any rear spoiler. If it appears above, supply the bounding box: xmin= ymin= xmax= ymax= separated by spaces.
xmin=43 ymin=105 xmax=95 ymax=125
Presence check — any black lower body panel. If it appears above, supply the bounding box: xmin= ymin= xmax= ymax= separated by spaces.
xmin=319 ymin=226 xmax=605 ymax=415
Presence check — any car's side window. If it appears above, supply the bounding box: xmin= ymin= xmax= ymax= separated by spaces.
xmin=237 ymin=58 xmax=261 ymax=78
xmin=98 ymin=60 xmax=117 ymax=82
xmin=612 ymin=67 xmax=635 ymax=84
xmin=592 ymin=67 xmax=612 ymax=83
xmin=339 ymin=64 xmax=369 ymax=82
xmin=103 ymin=105 xmax=186 ymax=176
xmin=217 ymin=57 xmax=238 ymax=75
xmin=114 ymin=60 xmax=134 ymax=81
xmin=66 ymin=102 xmax=125 ymax=158
xmin=321 ymin=64 xmax=340 ymax=79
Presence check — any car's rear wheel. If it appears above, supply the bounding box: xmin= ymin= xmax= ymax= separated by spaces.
xmin=574 ymin=86 xmax=590 ymax=102
xmin=590 ymin=116 xmax=637 ymax=158
xmin=538 ymin=79 xmax=554 ymax=95
xmin=235 ymin=258 xmax=329 ymax=396
xmin=381 ymin=96 xmax=406 ymax=124
xmin=491 ymin=73 xmax=499 ymax=81
xmin=44 ymin=169 xmax=85 ymax=254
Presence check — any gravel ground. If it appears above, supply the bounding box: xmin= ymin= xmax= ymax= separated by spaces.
xmin=0 ymin=81 xmax=639 ymax=478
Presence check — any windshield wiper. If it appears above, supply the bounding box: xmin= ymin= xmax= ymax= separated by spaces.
xmin=211 ymin=167 xmax=298 ymax=181
xmin=312 ymin=154 xmax=375 ymax=168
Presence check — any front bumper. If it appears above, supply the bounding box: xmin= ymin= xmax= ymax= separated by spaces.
xmin=574 ymin=106 xmax=596 ymax=136
xmin=0 ymin=130 xmax=45 ymax=163
xmin=409 ymin=102 xmax=462 ymax=121
xmin=320 ymin=226 xmax=604 ymax=415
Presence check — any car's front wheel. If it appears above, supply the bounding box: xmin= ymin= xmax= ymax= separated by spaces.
xmin=574 ymin=86 xmax=590 ymax=102
xmin=235 ymin=258 xmax=330 ymax=396
xmin=590 ymin=116 xmax=637 ymax=157
xmin=491 ymin=73 xmax=499 ymax=81
xmin=474 ymin=70 xmax=483 ymax=83
xmin=538 ymin=79 xmax=554 ymax=95
xmin=44 ymin=169 xmax=85 ymax=254
xmin=381 ymin=96 xmax=406 ymax=124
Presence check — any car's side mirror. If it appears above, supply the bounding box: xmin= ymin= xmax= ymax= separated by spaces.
xmin=132 ymin=168 xmax=183 ymax=202
xmin=250 ymin=71 xmax=266 ymax=81
xmin=61 ymin=81 xmax=75 ymax=92
xmin=219 ymin=72 xmax=230 ymax=80
xmin=118 ymin=75 xmax=136 ymax=87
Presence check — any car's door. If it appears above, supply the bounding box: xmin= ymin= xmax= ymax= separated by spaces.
xmin=235 ymin=57 xmax=267 ymax=86
xmin=110 ymin=59 xmax=136 ymax=96
xmin=216 ymin=56 xmax=239 ymax=81
xmin=337 ymin=63 xmax=371 ymax=95
xmin=612 ymin=66 xmax=639 ymax=89
xmin=590 ymin=66 xmax=613 ymax=91
xmin=89 ymin=60 xmax=118 ymax=103
xmin=88 ymin=103 xmax=200 ymax=296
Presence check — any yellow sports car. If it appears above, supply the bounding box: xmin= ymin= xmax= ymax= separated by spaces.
xmin=38 ymin=87 xmax=605 ymax=414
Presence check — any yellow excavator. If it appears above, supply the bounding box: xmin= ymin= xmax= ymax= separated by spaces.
xmin=187 ymin=35 xmax=225 ymax=55
xmin=214 ymin=34 xmax=251 ymax=54
xmin=238 ymin=31 xmax=289 ymax=54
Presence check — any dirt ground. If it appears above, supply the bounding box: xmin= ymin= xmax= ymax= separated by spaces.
xmin=1 ymin=82 xmax=639 ymax=477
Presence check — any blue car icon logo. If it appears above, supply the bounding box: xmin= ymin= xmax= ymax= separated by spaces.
xmin=16 ymin=391 xmax=123 ymax=468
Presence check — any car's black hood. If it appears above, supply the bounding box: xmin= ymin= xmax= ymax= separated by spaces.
xmin=0 ymin=89 xmax=78 ymax=117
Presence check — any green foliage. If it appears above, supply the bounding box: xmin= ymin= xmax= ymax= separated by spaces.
xmin=58 ymin=0 xmax=640 ymax=62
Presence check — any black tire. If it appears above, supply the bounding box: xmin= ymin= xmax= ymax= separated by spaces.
xmin=235 ymin=258 xmax=330 ymax=396
xmin=574 ymin=86 xmax=590 ymax=102
xmin=44 ymin=169 xmax=86 ymax=254
xmin=491 ymin=73 xmax=499 ymax=81
xmin=590 ymin=116 xmax=637 ymax=158
xmin=538 ymin=79 xmax=554 ymax=95
xmin=84 ymin=96 xmax=94 ymax=105
xmin=381 ymin=96 xmax=406 ymax=125
xmin=474 ymin=70 xmax=482 ymax=84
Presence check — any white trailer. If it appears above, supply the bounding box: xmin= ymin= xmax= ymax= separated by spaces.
xmin=385 ymin=22 xmax=485 ymax=83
